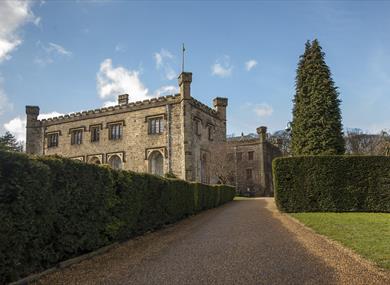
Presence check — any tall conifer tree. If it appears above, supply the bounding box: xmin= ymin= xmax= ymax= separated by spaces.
xmin=291 ymin=39 xmax=345 ymax=155
xmin=0 ymin=132 xmax=23 ymax=152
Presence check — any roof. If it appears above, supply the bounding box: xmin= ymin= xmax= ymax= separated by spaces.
xmin=227 ymin=133 xmax=259 ymax=143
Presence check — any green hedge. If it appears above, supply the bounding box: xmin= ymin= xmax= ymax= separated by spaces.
xmin=273 ymin=156 xmax=390 ymax=213
xmin=0 ymin=151 xmax=235 ymax=283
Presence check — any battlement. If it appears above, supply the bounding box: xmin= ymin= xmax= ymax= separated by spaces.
xmin=190 ymin=98 xmax=219 ymax=118
xmin=40 ymin=94 xmax=182 ymax=125
xmin=26 ymin=105 xmax=40 ymax=116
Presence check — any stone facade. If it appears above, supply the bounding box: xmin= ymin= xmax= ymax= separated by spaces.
xmin=25 ymin=72 xmax=227 ymax=184
xmin=226 ymin=127 xmax=282 ymax=196
xmin=25 ymin=71 xmax=281 ymax=193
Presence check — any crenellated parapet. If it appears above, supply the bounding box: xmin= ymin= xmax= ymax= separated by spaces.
xmin=41 ymin=94 xmax=182 ymax=126
xmin=190 ymin=98 xmax=219 ymax=118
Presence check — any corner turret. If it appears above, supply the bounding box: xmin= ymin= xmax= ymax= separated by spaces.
xmin=25 ymin=105 xmax=43 ymax=155
xmin=178 ymin=72 xmax=192 ymax=100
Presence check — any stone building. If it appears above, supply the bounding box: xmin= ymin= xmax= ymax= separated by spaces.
xmin=26 ymin=72 xmax=228 ymax=184
xmin=25 ymin=71 xmax=281 ymax=194
xmin=226 ymin=127 xmax=282 ymax=196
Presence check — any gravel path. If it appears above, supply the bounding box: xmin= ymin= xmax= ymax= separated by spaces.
xmin=36 ymin=198 xmax=390 ymax=285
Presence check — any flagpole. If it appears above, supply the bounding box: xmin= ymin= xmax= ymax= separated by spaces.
xmin=182 ymin=43 xmax=185 ymax=73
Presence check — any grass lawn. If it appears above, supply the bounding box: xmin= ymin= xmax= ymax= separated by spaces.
xmin=290 ymin=213 xmax=390 ymax=270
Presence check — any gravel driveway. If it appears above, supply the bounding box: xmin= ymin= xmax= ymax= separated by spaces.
xmin=36 ymin=198 xmax=390 ymax=285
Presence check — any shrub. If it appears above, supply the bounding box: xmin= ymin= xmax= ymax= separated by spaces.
xmin=273 ymin=156 xmax=390 ymax=212
xmin=0 ymin=151 xmax=54 ymax=282
xmin=0 ymin=151 xmax=235 ymax=283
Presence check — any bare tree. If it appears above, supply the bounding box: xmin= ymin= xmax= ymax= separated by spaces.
xmin=345 ymin=128 xmax=390 ymax=155
xmin=269 ymin=130 xmax=291 ymax=156
xmin=209 ymin=143 xmax=236 ymax=185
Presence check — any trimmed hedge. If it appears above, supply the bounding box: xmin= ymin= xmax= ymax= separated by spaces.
xmin=0 ymin=151 xmax=235 ymax=283
xmin=273 ymin=156 xmax=390 ymax=213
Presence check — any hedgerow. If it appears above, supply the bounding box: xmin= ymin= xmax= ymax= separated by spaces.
xmin=273 ymin=155 xmax=390 ymax=212
xmin=0 ymin=151 xmax=235 ymax=283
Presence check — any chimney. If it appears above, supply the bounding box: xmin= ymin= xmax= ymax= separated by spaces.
xmin=213 ymin=97 xmax=228 ymax=120
xmin=118 ymin=94 xmax=129 ymax=105
xmin=178 ymin=72 xmax=192 ymax=100
xmin=256 ymin=126 xmax=267 ymax=143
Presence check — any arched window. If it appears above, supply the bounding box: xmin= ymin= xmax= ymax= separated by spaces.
xmin=89 ymin=156 xmax=101 ymax=164
xmin=148 ymin=151 xmax=164 ymax=176
xmin=109 ymin=155 xmax=122 ymax=170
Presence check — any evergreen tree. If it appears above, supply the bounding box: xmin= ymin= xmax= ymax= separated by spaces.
xmin=291 ymin=39 xmax=345 ymax=155
xmin=0 ymin=131 xmax=23 ymax=152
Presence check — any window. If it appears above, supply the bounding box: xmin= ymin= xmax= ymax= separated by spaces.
xmin=148 ymin=151 xmax=164 ymax=176
xmin=195 ymin=119 xmax=201 ymax=136
xmin=47 ymin=133 xmax=58 ymax=148
xmin=148 ymin=117 xmax=164 ymax=134
xmin=246 ymin=168 xmax=253 ymax=180
xmin=89 ymin=156 xmax=101 ymax=164
xmin=237 ymin=152 xmax=243 ymax=162
xmin=109 ymin=123 xmax=123 ymax=140
xmin=90 ymin=126 xmax=100 ymax=142
xmin=208 ymin=126 xmax=214 ymax=141
xmin=248 ymin=151 xmax=254 ymax=160
xmin=71 ymin=130 xmax=82 ymax=145
xmin=108 ymin=155 xmax=122 ymax=170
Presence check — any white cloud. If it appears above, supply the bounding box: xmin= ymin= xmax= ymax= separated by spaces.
xmin=0 ymin=0 xmax=39 ymax=62
xmin=154 ymin=49 xmax=176 ymax=80
xmin=4 ymin=116 xmax=25 ymax=141
xmin=0 ymin=77 xmax=13 ymax=115
xmin=245 ymin=59 xmax=258 ymax=71
xmin=102 ymin=100 xmax=117 ymax=107
xmin=34 ymin=41 xmax=72 ymax=66
xmin=38 ymin=112 xmax=64 ymax=120
xmin=253 ymin=103 xmax=273 ymax=118
xmin=115 ymin=43 xmax=126 ymax=52
xmin=4 ymin=112 xmax=63 ymax=143
xmin=211 ymin=56 xmax=233 ymax=78
xmin=154 ymin=49 xmax=172 ymax=67
xmin=46 ymin=42 xmax=72 ymax=56
xmin=33 ymin=41 xmax=72 ymax=67
xmin=153 ymin=85 xmax=178 ymax=97
xmin=33 ymin=56 xmax=53 ymax=66
xmin=97 ymin=58 xmax=150 ymax=102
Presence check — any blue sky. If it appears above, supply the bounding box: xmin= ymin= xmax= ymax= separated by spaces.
xmin=1 ymin=0 xmax=390 ymax=141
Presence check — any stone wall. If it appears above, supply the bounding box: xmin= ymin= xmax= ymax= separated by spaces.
xmin=25 ymin=72 xmax=228 ymax=183
xmin=226 ymin=127 xmax=282 ymax=196
xmin=42 ymin=100 xmax=179 ymax=175
xmin=25 ymin=71 xmax=280 ymax=189
xmin=187 ymin=97 xmax=227 ymax=183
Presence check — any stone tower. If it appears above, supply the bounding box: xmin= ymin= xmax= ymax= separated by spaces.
xmin=257 ymin=126 xmax=269 ymax=194
xmin=213 ymin=97 xmax=228 ymax=140
xmin=179 ymin=72 xmax=194 ymax=180
xmin=25 ymin=106 xmax=43 ymax=155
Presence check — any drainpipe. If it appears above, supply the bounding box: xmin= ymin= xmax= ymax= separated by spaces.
xmin=166 ymin=104 xmax=172 ymax=173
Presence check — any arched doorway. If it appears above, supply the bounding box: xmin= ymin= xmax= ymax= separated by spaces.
xmin=148 ymin=151 xmax=164 ymax=176
xmin=108 ymin=155 xmax=122 ymax=170
xmin=89 ymin=156 xmax=101 ymax=164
